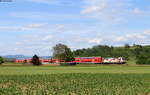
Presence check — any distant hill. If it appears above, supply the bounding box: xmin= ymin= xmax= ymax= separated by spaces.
xmin=3 ymin=55 xmax=31 ymax=59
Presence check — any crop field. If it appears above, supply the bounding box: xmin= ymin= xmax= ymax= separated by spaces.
xmin=0 ymin=64 xmax=150 ymax=95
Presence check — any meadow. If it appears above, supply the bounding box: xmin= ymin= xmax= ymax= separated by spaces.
xmin=0 ymin=63 xmax=150 ymax=95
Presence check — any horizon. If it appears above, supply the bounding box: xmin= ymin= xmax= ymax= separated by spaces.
xmin=0 ymin=0 xmax=150 ymax=56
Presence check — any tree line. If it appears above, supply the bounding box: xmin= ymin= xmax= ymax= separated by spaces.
xmin=52 ymin=43 xmax=150 ymax=65
xmin=0 ymin=43 xmax=150 ymax=65
xmin=73 ymin=44 xmax=150 ymax=65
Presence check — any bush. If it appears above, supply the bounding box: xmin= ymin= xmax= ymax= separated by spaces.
xmin=0 ymin=56 xmax=4 ymax=64
xmin=146 ymin=58 xmax=150 ymax=65
xmin=136 ymin=53 xmax=150 ymax=65
xmin=31 ymin=55 xmax=42 ymax=66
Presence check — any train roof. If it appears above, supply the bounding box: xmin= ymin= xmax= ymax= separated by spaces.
xmin=75 ymin=57 xmax=102 ymax=58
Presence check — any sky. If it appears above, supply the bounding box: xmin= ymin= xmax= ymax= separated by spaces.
xmin=0 ymin=0 xmax=150 ymax=56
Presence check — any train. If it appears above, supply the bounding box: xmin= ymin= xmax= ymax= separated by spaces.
xmin=74 ymin=57 xmax=126 ymax=64
xmin=15 ymin=57 xmax=126 ymax=64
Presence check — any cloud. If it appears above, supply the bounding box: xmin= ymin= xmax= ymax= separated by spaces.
xmin=113 ymin=36 xmax=128 ymax=42
xmin=42 ymin=35 xmax=53 ymax=41
xmin=81 ymin=0 xmax=107 ymax=15
xmin=132 ymin=8 xmax=142 ymax=14
xmin=126 ymin=33 xmax=145 ymax=39
xmin=0 ymin=23 xmax=48 ymax=32
xmin=23 ymin=0 xmax=78 ymax=6
xmin=88 ymin=38 xmax=103 ymax=44
xmin=55 ymin=24 xmax=65 ymax=32
xmin=144 ymin=30 xmax=150 ymax=35
xmin=9 ymin=12 xmax=84 ymax=22
xmin=80 ymin=0 xmax=150 ymax=24
xmin=26 ymin=23 xmax=47 ymax=28
xmin=24 ymin=0 xmax=55 ymax=4
xmin=80 ymin=0 xmax=127 ymax=24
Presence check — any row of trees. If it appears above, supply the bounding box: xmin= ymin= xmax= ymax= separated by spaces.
xmin=0 ymin=43 xmax=149 ymax=65
xmin=51 ymin=43 xmax=150 ymax=65
xmin=73 ymin=44 xmax=150 ymax=64
xmin=73 ymin=44 xmax=131 ymax=60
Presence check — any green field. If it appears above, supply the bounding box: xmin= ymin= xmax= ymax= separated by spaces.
xmin=0 ymin=64 xmax=150 ymax=95
xmin=0 ymin=65 xmax=150 ymax=75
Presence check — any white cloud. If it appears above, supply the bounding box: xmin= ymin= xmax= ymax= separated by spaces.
xmin=0 ymin=26 xmax=20 ymax=31
xmin=126 ymin=33 xmax=145 ymax=39
xmin=144 ymin=30 xmax=150 ymax=35
xmin=80 ymin=0 xmax=128 ymax=24
xmin=113 ymin=36 xmax=128 ymax=42
xmin=56 ymin=24 xmax=65 ymax=32
xmin=132 ymin=8 xmax=141 ymax=14
xmin=80 ymin=0 xmax=149 ymax=24
xmin=88 ymin=38 xmax=103 ymax=44
xmin=9 ymin=12 xmax=83 ymax=22
xmin=26 ymin=23 xmax=47 ymax=29
xmin=113 ymin=31 xmax=148 ymax=43
xmin=24 ymin=0 xmax=55 ymax=4
xmin=81 ymin=0 xmax=107 ymax=15
xmin=23 ymin=0 xmax=75 ymax=6
xmin=42 ymin=35 xmax=53 ymax=41
xmin=0 ymin=23 xmax=48 ymax=32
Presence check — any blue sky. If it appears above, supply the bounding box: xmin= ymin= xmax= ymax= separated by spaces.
xmin=0 ymin=0 xmax=150 ymax=56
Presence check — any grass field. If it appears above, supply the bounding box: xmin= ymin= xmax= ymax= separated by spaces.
xmin=0 ymin=65 xmax=150 ymax=75
xmin=0 ymin=63 xmax=150 ymax=95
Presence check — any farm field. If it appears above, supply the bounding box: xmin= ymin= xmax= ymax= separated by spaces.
xmin=0 ymin=64 xmax=150 ymax=95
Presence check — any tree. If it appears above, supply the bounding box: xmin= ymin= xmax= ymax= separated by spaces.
xmin=133 ymin=44 xmax=143 ymax=48
xmin=136 ymin=54 xmax=147 ymax=64
xmin=136 ymin=48 xmax=150 ymax=65
xmin=52 ymin=43 xmax=74 ymax=62
xmin=24 ymin=59 xmax=27 ymax=64
xmin=31 ymin=55 xmax=41 ymax=65
xmin=124 ymin=44 xmax=130 ymax=49
xmin=0 ymin=56 xmax=4 ymax=64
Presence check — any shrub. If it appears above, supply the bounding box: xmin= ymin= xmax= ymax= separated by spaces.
xmin=0 ymin=56 xmax=4 ymax=64
xmin=31 ymin=55 xmax=42 ymax=66
xmin=136 ymin=53 xmax=150 ymax=65
xmin=146 ymin=58 xmax=150 ymax=65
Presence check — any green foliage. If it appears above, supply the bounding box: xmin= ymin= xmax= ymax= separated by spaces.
xmin=136 ymin=48 xmax=150 ymax=65
xmin=73 ymin=44 xmax=150 ymax=63
xmin=73 ymin=45 xmax=113 ymax=57
xmin=31 ymin=55 xmax=42 ymax=66
xmin=53 ymin=43 xmax=74 ymax=62
xmin=73 ymin=45 xmax=131 ymax=60
xmin=0 ymin=74 xmax=149 ymax=95
xmin=0 ymin=56 xmax=4 ymax=64
xmin=146 ymin=58 xmax=150 ymax=64
xmin=124 ymin=44 xmax=130 ymax=49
